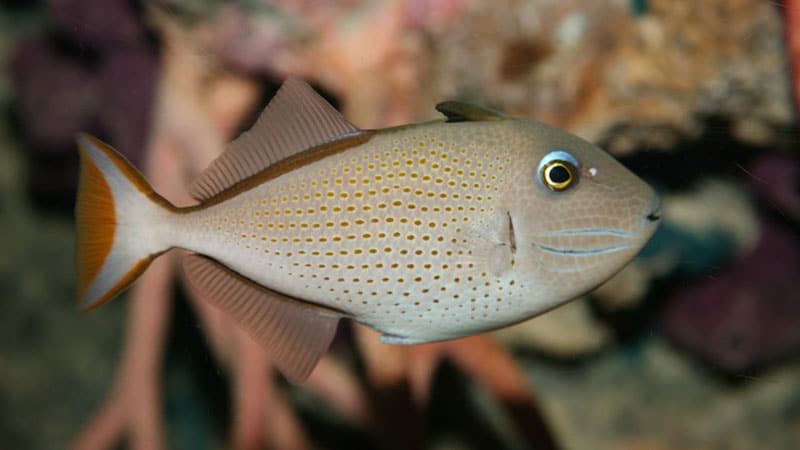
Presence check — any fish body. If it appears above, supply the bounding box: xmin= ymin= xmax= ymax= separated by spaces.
xmin=75 ymin=79 xmax=661 ymax=381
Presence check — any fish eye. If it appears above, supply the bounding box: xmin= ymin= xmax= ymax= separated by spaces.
xmin=538 ymin=150 xmax=579 ymax=192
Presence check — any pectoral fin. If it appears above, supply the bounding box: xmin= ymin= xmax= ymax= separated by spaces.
xmin=435 ymin=101 xmax=507 ymax=122
xmin=182 ymin=254 xmax=341 ymax=383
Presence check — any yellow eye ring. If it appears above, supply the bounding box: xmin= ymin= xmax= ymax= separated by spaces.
xmin=542 ymin=160 xmax=576 ymax=191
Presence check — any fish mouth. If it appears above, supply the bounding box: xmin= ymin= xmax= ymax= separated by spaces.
xmin=645 ymin=197 xmax=663 ymax=222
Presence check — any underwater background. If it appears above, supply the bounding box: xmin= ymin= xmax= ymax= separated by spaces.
xmin=1 ymin=0 xmax=799 ymax=449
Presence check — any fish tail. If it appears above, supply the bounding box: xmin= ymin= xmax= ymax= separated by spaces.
xmin=75 ymin=133 xmax=177 ymax=310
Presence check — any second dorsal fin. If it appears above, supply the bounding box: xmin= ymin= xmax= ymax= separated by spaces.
xmin=190 ymin=78 xmax=362 ymax=202
xmin=435 ymin=101 xmax=507 ymax=123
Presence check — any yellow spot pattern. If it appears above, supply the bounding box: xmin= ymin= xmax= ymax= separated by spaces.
xmin=193 ymin=122 xmax=530 ymax=336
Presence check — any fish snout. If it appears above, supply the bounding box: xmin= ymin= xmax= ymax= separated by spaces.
xmin=642 ymin=192 xmax=663 ymax=233
xmin=646 ymin=210 xmax=661 ymax=222
xmin=645 ymin=193 xmax=663 ymax=223
xmin=631 ymin=189 xmax=662 ymax=248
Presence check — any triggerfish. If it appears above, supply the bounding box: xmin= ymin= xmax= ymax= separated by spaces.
xmin=75 ymin=79 xmax=661 ymax=381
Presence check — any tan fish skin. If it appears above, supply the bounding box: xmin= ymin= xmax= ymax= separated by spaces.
xmin=75 ymin=79 xmax=661 ymax=381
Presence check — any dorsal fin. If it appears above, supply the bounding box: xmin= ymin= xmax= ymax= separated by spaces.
xmin=435 ymin=101 xmax=507 ymax=123
xmin=182 ymin=254 xmax=342 ymax=383
xmin=190 ymin=78 xmax=362 ymax=202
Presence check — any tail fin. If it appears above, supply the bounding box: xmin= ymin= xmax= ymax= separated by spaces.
xmin=75 ymin=133 xmax=176 ymax=310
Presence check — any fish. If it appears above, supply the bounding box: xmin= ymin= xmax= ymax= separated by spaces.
xmin=74 ymin=78 xmax=661 ymax=382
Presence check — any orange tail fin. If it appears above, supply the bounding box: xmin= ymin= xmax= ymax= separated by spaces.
xmin=75 ymin=133 xmax=176 ymax=310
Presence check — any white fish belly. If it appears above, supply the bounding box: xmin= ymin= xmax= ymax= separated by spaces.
xmin=176 ymin=123 xmax=537 ymax=341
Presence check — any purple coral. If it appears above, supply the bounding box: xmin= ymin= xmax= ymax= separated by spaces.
xmin=10 ymin=0 xmax=159 ymax=204
xmin=748 ymin=154 xmax=800 ymax=223
xmin=10 ymin=37 xmax=100 ymax=151
xmin=97 ymin=45 xmax=159 ymax=165
xmin=48 ymin=0 xmax=145 ymax=51
xmin=661 ymin=220 xmax=800 ymax=374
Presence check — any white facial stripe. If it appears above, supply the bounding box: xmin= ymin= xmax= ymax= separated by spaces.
xmin=534 ymin=243 xmax=633 ymax=256
xmin=534 ymin=228 xmax=633 ymax=239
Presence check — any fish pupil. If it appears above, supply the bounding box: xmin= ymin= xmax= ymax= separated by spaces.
xmin=548 ymin=165 xmax=570 ymax=183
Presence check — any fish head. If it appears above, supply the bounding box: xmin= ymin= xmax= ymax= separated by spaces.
xmin=504 ymin=119 xmax=661 ymax=304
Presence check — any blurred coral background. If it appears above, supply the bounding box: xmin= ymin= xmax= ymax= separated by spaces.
xmin=1 ymin=0 xmax=799 ymax=449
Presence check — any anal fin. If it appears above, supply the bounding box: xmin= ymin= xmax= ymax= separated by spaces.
xmin=182 ymin=254 xmax=341 ymax=383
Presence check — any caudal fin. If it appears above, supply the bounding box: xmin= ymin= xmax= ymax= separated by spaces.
xmin=75 ymin=133 xmax=176 ymax=310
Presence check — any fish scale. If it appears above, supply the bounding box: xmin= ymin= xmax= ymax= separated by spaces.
xmin=181 ymin=122 xmax=527 ymax=340
xmin=74 ymin=78 xmax=660 ymax=381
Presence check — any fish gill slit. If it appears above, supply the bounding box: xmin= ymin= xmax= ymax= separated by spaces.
xmin=507 ymin=211 xmax=517 ymax=255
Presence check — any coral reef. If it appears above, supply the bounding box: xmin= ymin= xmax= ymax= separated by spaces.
xmin=176 ymin=0 xmax=793 ymax=151
xmin=662 ymin=219 xmax=800 ymax=373
xmin=659 ymin=153 xmax=800 ymax=374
